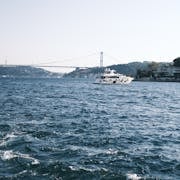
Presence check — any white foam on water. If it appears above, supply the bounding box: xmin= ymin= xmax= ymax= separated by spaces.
xmin=68 ymin=145 xmax=118 ymax=156
xmin=69 ymin=165 xmax=108 ymax=172
xmin=5 ymin=132 xmax=17 ymax=139
xmin=106 ymin=148 xmax=118 ymax=155
xmin=16 ymin=170 xmax=28 ymax=176
xmin=1 ymin=150 xmax=16 ymax=160
xmin=31 ymin=159 xmax=40 ymax=165
xmin=126 ymin=173 xmax=141 ymax=180
xmin=0 ymin=132 xmax=17 ymax=146
xmin=0 ymin=150 xmax=40 ymax=165
xmin=69 ymin=165 xmax=78 ymax=171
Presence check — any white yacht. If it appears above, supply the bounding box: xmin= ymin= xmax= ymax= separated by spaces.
xmin=95 ymin=68 xmax=134 ymax=84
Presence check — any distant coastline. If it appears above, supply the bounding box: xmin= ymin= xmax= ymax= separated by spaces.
xmin=1 ymin=58 xmax=180 ymax=82
xmin=0 ymin=66 xmax=62 ymax=78
xmin=63 ymin=57 xmax=180 ymax=82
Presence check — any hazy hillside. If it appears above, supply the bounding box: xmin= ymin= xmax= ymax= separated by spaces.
xmin=63 ymin=59 xmax=180 ymax=82
xmin=0 ymin=66 xmax=62 ymax=78
xmin=63 ymin=62 xmax=150 ymax=78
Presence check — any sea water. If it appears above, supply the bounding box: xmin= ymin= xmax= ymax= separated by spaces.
xmin=0 ymin=78 xmax=179 ymax=179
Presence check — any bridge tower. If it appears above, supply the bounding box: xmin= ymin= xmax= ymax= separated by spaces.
xmin=100 ymin=51 xmax=103 ymax=67
xmin=5 ymin=57 xmax=7 ymax=66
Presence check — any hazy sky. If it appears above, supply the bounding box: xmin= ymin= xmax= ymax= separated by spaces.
xmin=0 ymin=0 xmax=180 ymax=71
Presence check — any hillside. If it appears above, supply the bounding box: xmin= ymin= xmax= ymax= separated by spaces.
xmin=63 ymin=60 xmax=180 ymax=82
xmin=63 ymin=62 xmax=149 ymax=78
xmin=0 ymin=66 xmax=62 ymax=78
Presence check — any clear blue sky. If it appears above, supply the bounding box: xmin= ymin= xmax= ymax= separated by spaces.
xmin=0 ymin=0 xmax=180 ymax=71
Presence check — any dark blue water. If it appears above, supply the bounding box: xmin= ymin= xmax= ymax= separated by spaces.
xmin=0 ymin=78 xmax=179 ymax=180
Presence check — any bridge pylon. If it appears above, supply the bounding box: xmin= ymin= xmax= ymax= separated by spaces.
xmin=100 ymin=52 xmax=103 ymax=67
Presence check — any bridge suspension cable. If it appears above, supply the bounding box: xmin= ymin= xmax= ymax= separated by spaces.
xmin=103 ymin=52 xmax=121 ymax=65
xmin=0 ymin=52 xmax=123 ymax=69
xmin=36 ymin=52 xmax=99 ymax=66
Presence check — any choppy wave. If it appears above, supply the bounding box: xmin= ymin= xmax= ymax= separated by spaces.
xmin=0 ymin=150 xmax=39 ymax=165
xmin=0 ymin=78 xmax=179 ymax=179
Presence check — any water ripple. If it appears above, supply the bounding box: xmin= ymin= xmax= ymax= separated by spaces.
xmin=0 ymin=78 xmax=179 ymax=179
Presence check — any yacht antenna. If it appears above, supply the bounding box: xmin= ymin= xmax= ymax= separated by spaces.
xmin=100 ymin=51 xmax=103 ymax=67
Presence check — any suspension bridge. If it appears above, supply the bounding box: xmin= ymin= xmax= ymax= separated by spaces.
xmin=0 ymin=52 xmax=121 ymax=70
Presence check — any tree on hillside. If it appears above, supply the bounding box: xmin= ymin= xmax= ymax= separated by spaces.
xmin=173 ymin=57 xmax=180 ymax=67
xmin=148 ymin=61 xmax=159 ymax=71
xmin=136 ymin=62 xmax=159 ymax=79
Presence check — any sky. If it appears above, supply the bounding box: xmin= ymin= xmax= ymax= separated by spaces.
xmin=0 ymin=0 xmax=180 ymax=72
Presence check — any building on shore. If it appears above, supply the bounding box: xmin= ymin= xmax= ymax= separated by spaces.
xmin=152 ymin=62 xmax=180 ymax=81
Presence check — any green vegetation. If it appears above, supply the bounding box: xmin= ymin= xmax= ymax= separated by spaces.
xmin=173 ymin=57 xmax=180 ymax=67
